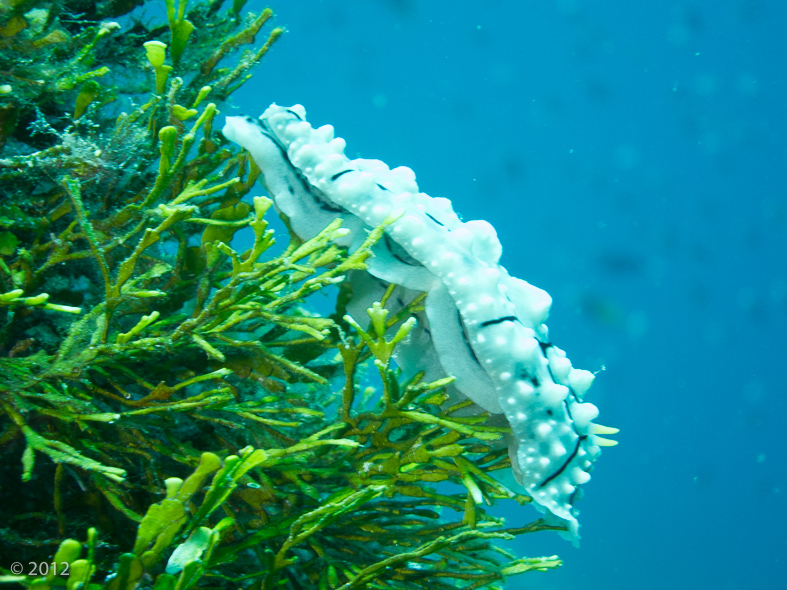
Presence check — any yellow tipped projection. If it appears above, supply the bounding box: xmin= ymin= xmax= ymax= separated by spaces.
xmin=590 ymin=423 xmax=620 ymax=435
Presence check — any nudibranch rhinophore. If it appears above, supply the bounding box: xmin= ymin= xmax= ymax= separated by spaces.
xmin=222 ymin=104 xmax=618 ymax=543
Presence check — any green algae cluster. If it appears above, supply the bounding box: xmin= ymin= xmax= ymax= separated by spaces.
xmin=0 ymin=1 xmax=563 ymax=588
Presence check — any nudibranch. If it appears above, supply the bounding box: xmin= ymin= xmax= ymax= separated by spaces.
xmin=222 ymin=104 xmax=618 ymax=542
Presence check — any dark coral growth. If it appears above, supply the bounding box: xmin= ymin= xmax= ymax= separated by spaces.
xmin=0 ymin=1 xmax=562 ymax=588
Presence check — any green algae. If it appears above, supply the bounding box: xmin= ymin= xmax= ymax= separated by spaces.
xmin=0 ymin=2 xmax=563 ymax=588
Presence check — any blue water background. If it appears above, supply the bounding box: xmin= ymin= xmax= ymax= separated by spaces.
xmin=223 ymin=1 xmax=786 ymax=587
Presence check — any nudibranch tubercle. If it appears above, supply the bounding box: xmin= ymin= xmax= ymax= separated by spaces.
xmin=222 ymin=104 xmax=618 ymax=542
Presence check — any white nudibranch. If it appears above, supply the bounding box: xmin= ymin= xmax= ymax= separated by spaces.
xmin=222 ymin=104 xmax=618 ymax=544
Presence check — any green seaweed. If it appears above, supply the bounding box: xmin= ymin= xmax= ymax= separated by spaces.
xmin=0 ymin=1 xmax=564 ymax=588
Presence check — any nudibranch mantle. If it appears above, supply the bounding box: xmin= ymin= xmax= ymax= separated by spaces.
xmin=222 ymin=104 xmax=617 ymax=542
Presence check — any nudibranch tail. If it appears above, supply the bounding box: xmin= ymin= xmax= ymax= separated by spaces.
xmin=222 ymin=104 xmax=616 ymax=543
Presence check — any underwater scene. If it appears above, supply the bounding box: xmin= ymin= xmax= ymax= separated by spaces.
xmin=0 ymin=1 xmax=784 ymax=589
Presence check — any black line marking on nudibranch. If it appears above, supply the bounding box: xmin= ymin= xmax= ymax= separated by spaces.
xmin=425 ymin=212 xmax=445 ymax=227
xmin=541 ymin=342 xmax=558 ymax=382
xmin=384 ymin=234 xmax=420 ymax=266
xmin=256 ymin=128 xmax=288 ymax=158
xmin=247 ymin=125 xmax=343 ymax=219
xmin=459 ymin=311 xmax=483 ymax=367
xmin=563 ymin=398 xmax=574 ymax=420
xmin=331 ymin=170 xmax=353 ymax=181
xmin=244 ymin=115 xmax=264 ymax=128
xmin=480 ymin=315 xmax=518 ymax=327
xmin=306 ymin=184 xmax=346 ymax=213
xmin=314 ymin=197 xmax=345 ymax=213
xmin=539 ymin=436 xmax=586 ymax=487
xmin=285 ymin=108 xmax=304 ymax=121
xmin=519 ymin=367 xmax=541 ymax=388
xmin=377 ymin=183 xmax=391 ymax=191
xmin=253 ymin=125 xmax=319 ymax=206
